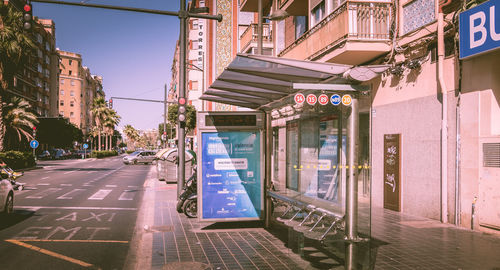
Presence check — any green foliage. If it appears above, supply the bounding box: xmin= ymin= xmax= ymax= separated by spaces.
xmin=90 ymin=150 xmax=118 ymax=158
xmin=167 ymin=104 xmax=196 ymax=134
xmin=118 ymin=142 xmax=127 ymax=148
xmin=37 ymin=117 xmax=83 ymax=148
xmin=0 ymin=151 xmax=35 ymax=170
xmin=126 ymin=150 xmax=135 ymax=154
xmin=2 ymin=96 xmax=38 ymax=150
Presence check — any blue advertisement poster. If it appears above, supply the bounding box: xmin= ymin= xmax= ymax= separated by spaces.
xmin=201 ymin=131 xmax=261 ymax=220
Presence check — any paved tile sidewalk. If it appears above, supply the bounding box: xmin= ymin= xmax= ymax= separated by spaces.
xmin=129 ymin=170 xmax=500 ymax=270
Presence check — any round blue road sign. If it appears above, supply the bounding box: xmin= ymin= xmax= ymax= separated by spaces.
xmin=30 ymin=140 xmax=39 ymax=149
xmin=83 ymin=143 xmax=89 ymax=149
xmin=331 ymin=94 xmax=341 ymax=105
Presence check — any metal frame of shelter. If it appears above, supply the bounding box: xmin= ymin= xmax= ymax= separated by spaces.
xmin=200 ymin=53 xmax=388 ymax=269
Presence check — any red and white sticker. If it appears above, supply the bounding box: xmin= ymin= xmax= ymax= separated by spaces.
xmin=294 ymin=93 xmax=305 ymax=104
xmin=318 ymin=94 xmax=329 ymax=105
xmin=306 ymin=94 xmax=317 ymax=105
xmin=342 ymin=94 xmax=352 ymax=106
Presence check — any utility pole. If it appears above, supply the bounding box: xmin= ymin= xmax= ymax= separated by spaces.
xmin=164 ymin=84 xmax=167 ymax=149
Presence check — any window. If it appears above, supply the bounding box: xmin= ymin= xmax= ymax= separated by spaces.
xmin=70 ymin=101 xmax=74 ymax=107
xmin=71 ymin=80 xmax=75 ymax=86
xmin=60 ymin=111 xmax=64 ymax=116
xmin=61 ymin=79 xmax=64 ymax=85
xmin=60 ymin=90 xmax=64 ymax=95
xmin=294 ymin=16 xmax=308 ymax=39
xmin=69 ymin=70 xmax=72 ymax=75
xmin=37 ymin=63 xmax=42 ymax=73
xmin=70 ymin=112 xmax=74 ymax=118
xmin=69 ymin=60 xmax=72 ymax=65
xmin=311 ymin=1 xmax=325 ymax=26
xmin=286 ymin=122 xmax=299 ymax=191
xmin=60 ymin=100 xmax=64 ymax=106
xmin=45 ymin=42 xmax=50 ymax=51
xmin=70 ymin=90 xmax=75 ymax=96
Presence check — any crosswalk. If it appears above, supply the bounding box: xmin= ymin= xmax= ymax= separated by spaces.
xmin=18 ymin=185 xmax=140 ymax=202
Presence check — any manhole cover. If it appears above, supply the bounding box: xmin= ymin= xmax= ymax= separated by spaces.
xmin=163 ymin=262 xmax=211 ymax=270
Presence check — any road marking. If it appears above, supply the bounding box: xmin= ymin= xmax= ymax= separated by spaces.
xmin=105 ymin=185 xmax=117 ymax=188
xmin=37 ymin=183 xmax=50 ymax=186
xmin=60 ymin=184 xmax=72 ymax=187
xmin=5 ymin=239 xmax=93 ymax=268
xmin=86 ymin=171 xmax=95 ymax=174
xmin=63 ymin=170 xmax=77 ymax=175
xmin=88 ymin=189 xmax=112 ymax=200
xmin=15 ymin=206 xmax=137 ymax=211
xmin=118 ymin=190 xmax=136 ymax=201
xmin=41 ymin=177 xmax=49 ymax=180
xmin=128 ymin=185 xmax=138 ymax=188
xmin=26 ymin=188 xmax=62 ymax=199
xmin=56 ymin=189 xmax=86 ymax=200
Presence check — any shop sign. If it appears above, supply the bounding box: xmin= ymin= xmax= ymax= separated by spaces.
xmin=459 ymin=0 xmax=500 ymax=59
xmin=383 ymin=134 xmax=401 ymax=211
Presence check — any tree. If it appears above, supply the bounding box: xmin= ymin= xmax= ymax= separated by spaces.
xmin=91 ymin=97 xmax=108 ymax=151
xmin=103 ymin=108 xmax=120 ymax=150
xmin=37 ymin=117 xmax=83 ymax=149
xmin=0 ymin=4 xmax=35 ymax=151
xmin=123 ymin=124 xmax=139 ymax=150
xmin=158 ymin=122 xmax=176 ymax=140
xmin=2 ymin=96 xmax=38 ymax=150
xmin=167 ymin=104 xmax=196 ymax=134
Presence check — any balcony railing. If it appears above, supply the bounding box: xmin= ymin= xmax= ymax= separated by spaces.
xmin=279 ymin=0 xmax=391 ymax=59
xmin=240 ymin=23 xmax=272 ymax=53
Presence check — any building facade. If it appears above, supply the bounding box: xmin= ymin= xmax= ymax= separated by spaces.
xmin=58 ymin=50 xmax=104 ymax=136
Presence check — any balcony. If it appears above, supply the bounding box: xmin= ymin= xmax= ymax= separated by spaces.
xmin=240 ymin=23 xmax=274 ymax=55
xmin=279 ymin=1 xmax=392 ymax=65
xmin=278 ymin=0 xmax=308 ymax=16
xmin=239 ymin=0 xmax=272 ymax=12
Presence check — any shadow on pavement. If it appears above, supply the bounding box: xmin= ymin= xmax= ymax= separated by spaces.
xmin=0 ymin=210 xmax=35 ymax=231
xmin=55 ymin=168 xmax=112 ymax=172
xmin=200 ymin=220 xmax=264 ymax=230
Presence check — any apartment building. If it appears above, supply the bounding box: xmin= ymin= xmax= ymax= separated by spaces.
xmin=3 ymin=0 xmax=59 ymax=118
xmin=58 ymin=50 xmax=104 ymax=136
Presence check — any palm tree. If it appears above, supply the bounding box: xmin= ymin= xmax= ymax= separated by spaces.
xmin=91 ymin=97 xmax=108 ymax=151
xmin=0 ymin=4 xmax=35 ymax=151
xmin=123 ymin=124 xmax=139 ymax=151
xmin=103 ymin=108 xmax=120 ymax=151
xmin=2 ymin=96 xmax=38 ymax=150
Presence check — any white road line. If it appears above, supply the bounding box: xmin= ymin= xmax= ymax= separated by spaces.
xmin=26 ymin=188 xmax=62 ymax=199
xmin=56 ymin=189 xmax=85 ymax=200
xmin=127 ymin=185 xmax=138 ymax=188
xmin=37 ymin=183 xmax=50 ymax=186
xmin=63 ymin=170 xmax=76 ymax=174
xmin=118 ymin=190 xmax=136 ymax=201
xmin=41 ymin=177 xmax=49 ymax=180
xmin=87 ymin=171 xmax=95 ymax=174
xmin=105 ymin=185 xmax=117 ymax=188
xmin=88 ymin=189 xmax=112 ymax=200
xmin=15 ymin=206 xmax=137 ymax=211
xmin=60 ymin=184 xmax=72 ymax=187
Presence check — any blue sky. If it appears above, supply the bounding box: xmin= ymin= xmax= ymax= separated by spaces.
xmin=33 ymin=0 xmax=182 ymax=132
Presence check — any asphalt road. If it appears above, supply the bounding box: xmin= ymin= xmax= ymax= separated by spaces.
xmin=0 ymin=156 xmax=153 ymax=270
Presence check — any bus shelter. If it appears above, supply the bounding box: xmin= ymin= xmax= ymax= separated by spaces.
xmin=200 ymin=54 xmax=387 ymax=269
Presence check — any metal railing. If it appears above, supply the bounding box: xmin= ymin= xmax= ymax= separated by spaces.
xmin=279 ymin=0 xmax=391 ymax=58
xmin=240 ymin=23 xmax=272 ymax=52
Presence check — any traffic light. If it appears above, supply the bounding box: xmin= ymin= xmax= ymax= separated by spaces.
xmin=32 ymin=126 xmax=36 ymax=137
xmin=178 ymin=97 xmax=186 ymax=124
xmin=23 ymin=3 xmax=33 ymax=31
xmin=109 ymin=98 xmax=113 ymax=109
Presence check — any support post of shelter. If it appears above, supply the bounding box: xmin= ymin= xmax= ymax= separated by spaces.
xmin=345 ymin=97 xmax=359 ymax=269
xmin=265 ymin=111 xmax=272 ymax=228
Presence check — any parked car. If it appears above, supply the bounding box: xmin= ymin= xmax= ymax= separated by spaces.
xmin=123 ymin=150 xmax=156 ymax=165
xmin=38 ymin=150 xmax=51 ymax=160
xmin=0 ymin=168 xmax=14 ymax=215
xmin=50 ymin=149 xmax=67 ymax=160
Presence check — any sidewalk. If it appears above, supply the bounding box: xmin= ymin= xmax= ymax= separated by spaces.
xmin=128 ymin=169 xmax=500 ymax=270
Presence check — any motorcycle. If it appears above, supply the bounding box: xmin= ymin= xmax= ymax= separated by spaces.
xmin=176 ymin=167 xmax=197 ymax=218
xmin=1 ymin=165 xmax=25 ymax=191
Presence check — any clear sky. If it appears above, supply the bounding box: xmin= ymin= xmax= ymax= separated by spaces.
xmin=33 ymin=0 xmax=182 ymax=133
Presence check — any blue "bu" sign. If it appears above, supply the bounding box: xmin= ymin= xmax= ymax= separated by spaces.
xmin=460 ymin=0 xmax=500 ymax=59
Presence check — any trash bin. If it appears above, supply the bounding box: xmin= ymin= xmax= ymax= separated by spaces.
xmin=156 ymin=148 xmax=195 ymax=182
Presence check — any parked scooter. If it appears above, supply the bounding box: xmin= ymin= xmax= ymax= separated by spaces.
xmin=1 ymin=164 xmax=25 ymax=191
xmin=176 ymin=167 xmax=197 ymax=218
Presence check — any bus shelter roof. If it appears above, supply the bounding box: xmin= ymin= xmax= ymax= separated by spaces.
xmin=200 ymin=54 xmax=388 ymax=110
